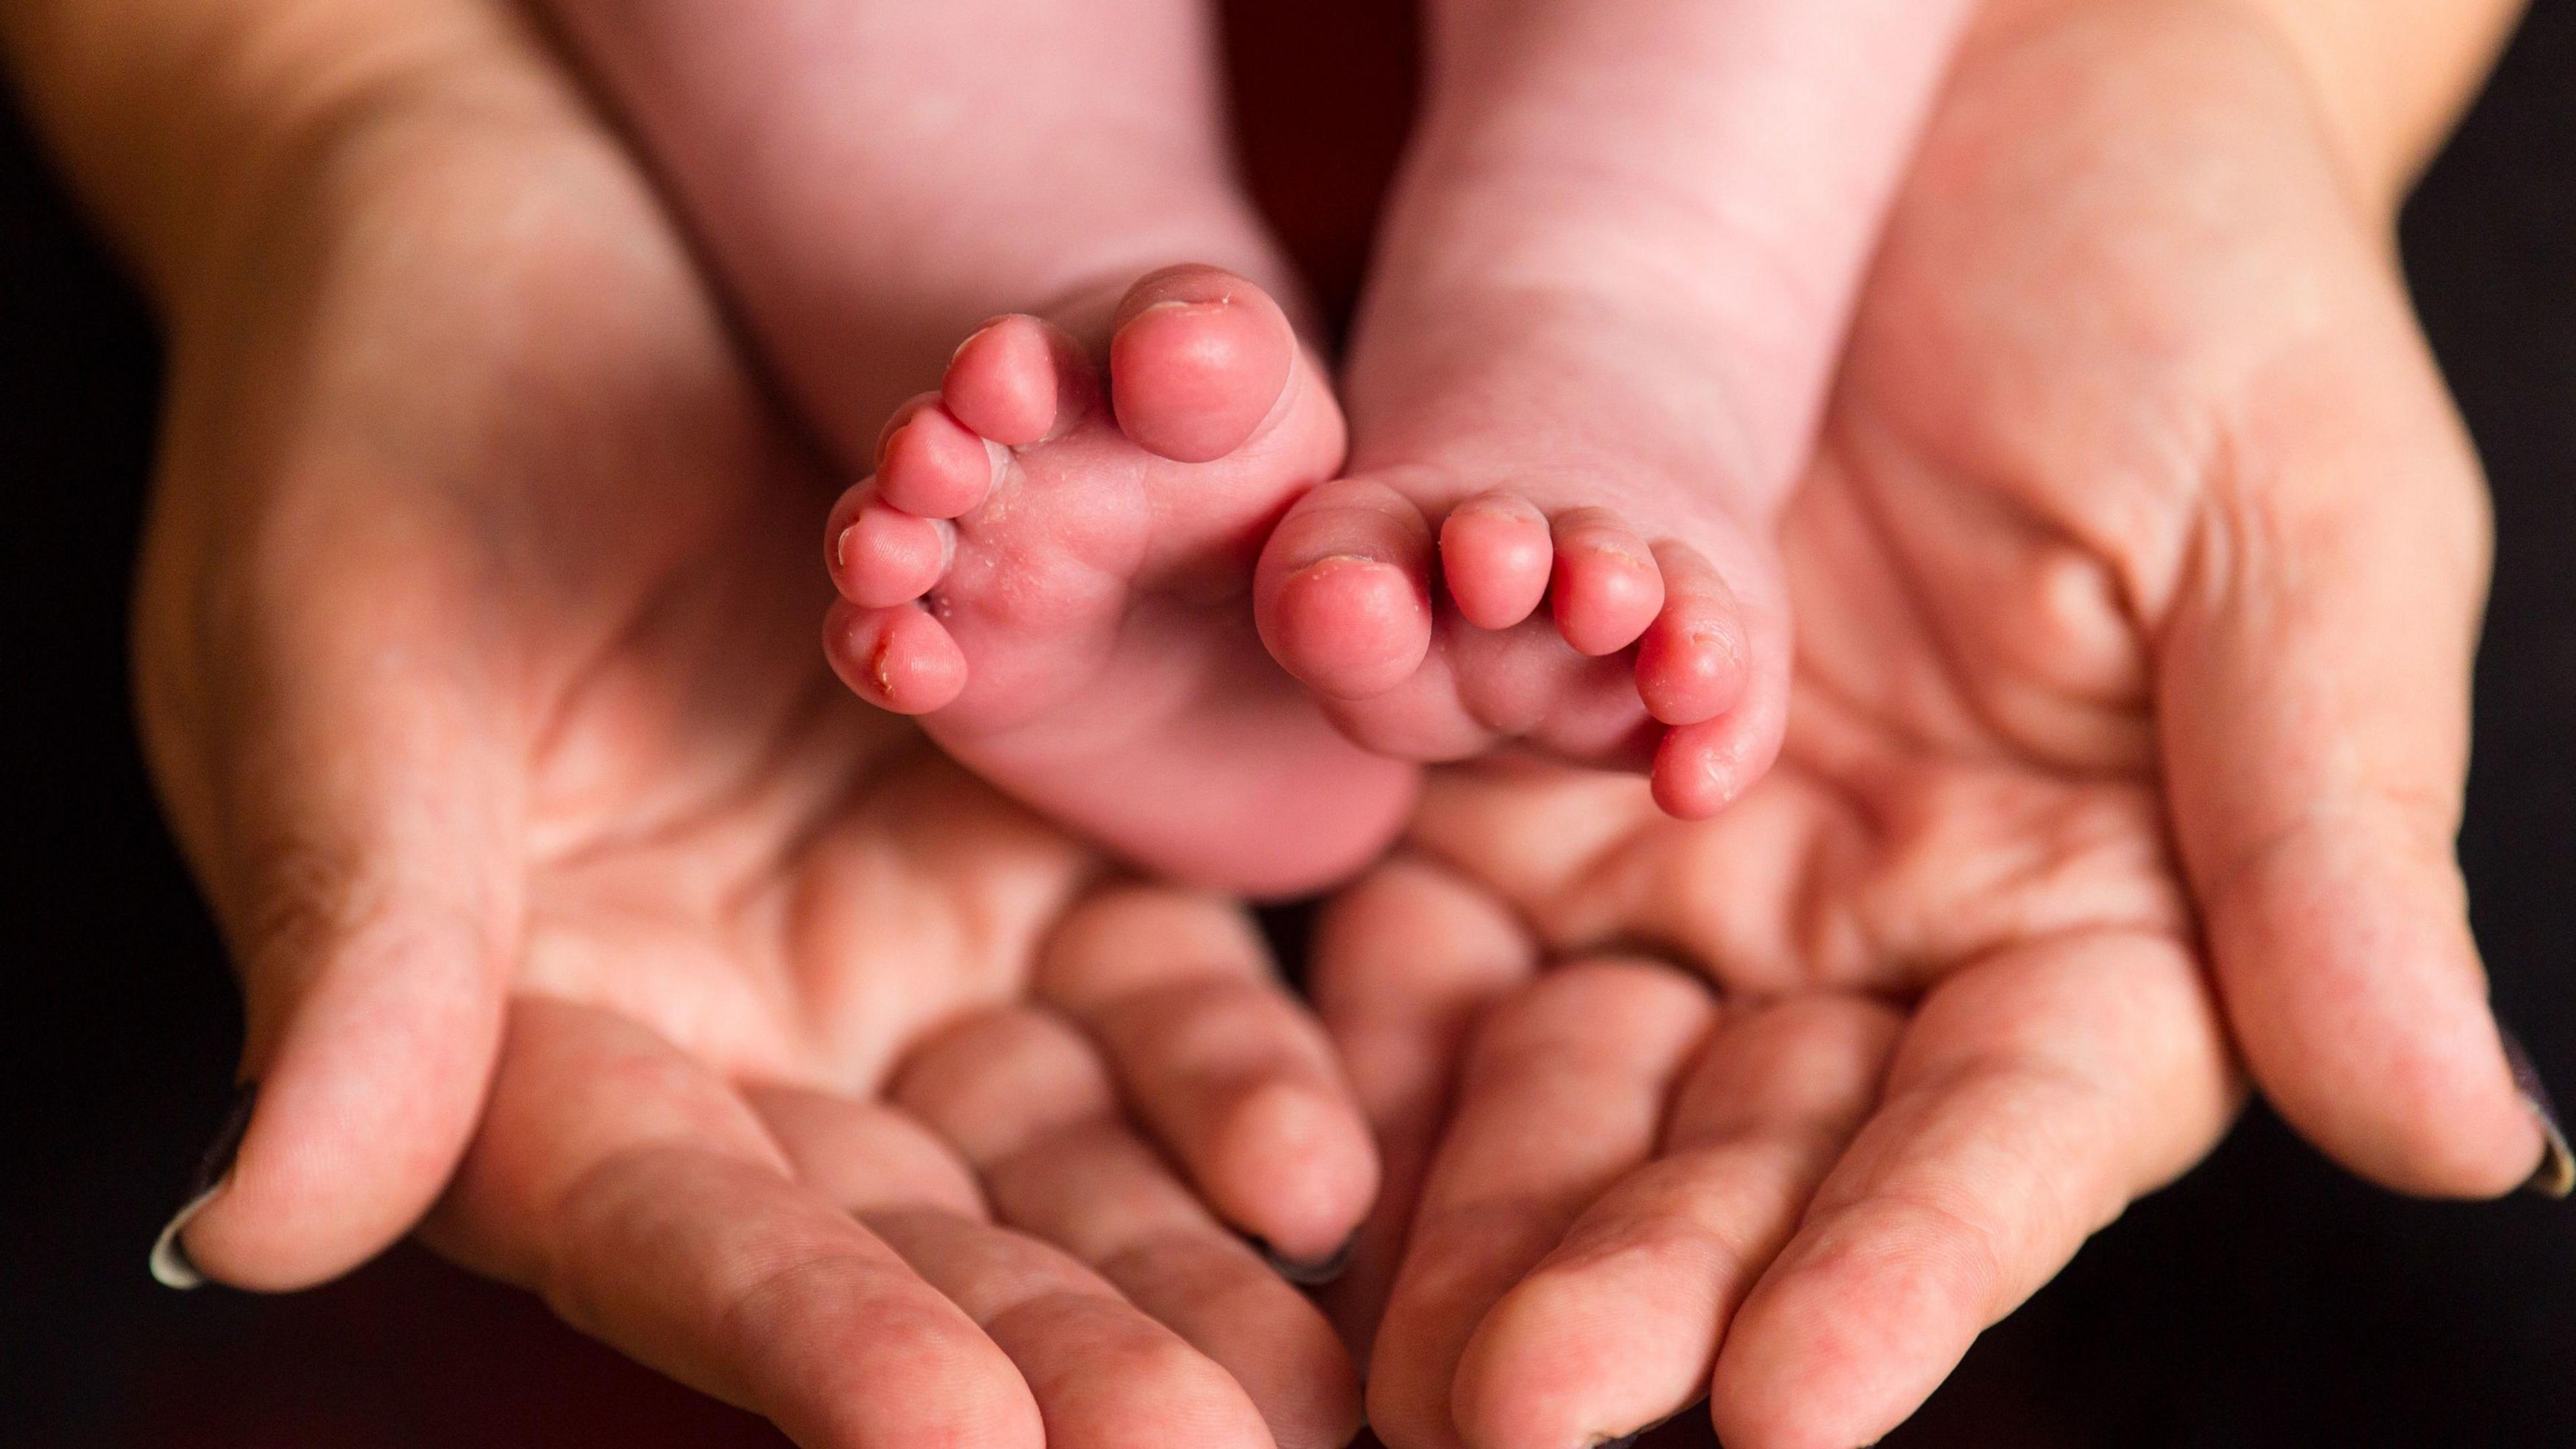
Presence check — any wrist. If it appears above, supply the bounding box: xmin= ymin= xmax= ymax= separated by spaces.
xmin=1 ymin=0 xmax=484 ymax=313
xmin=1966 ymin=0 xmax=2523 ymax=220
xmin=2214 ymin=0 xmax=2522 ymax=211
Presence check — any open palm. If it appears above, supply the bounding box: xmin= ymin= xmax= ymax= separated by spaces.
xmin=131 ymin=11 xmax=1374 ymax=1448
xmin=1330 ymin=9 xmax=2551 ymax=1448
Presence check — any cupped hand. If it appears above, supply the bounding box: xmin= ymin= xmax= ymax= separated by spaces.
xmin=1322 ymin=5 xmax=2557 ymax=1447
xmin=121 ymin=3 xmax=1370 ymax=1443
xmin=428 ymin=871 xmax=1370 ymax=1449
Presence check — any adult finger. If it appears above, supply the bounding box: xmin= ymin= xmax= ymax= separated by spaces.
xmin=861 ymin=1208 xmax=1279 ymax=1449
xmin=756 ymin=1085 xmax=1281 ymax=1449
xmin=1450 ymin=994 xmax=1901 ymax=1449
xmin=1307 ymin=854 xmax=1540 ymax=1353
xmin=138 ymin=486 xmax=519 ymax=1292
xmin=1034 ymin=884 xmax=1377 ymax=1265
xmin=427 ymin=996 xmax=1042 ymax=1449
xmin=1366 ymin=960 xmax=1718 ymax=1449
xmin=747 ymin=1083 xmax=987 ymax=1220
xmin=131 ymin=0 xmax=760 ymax=1290
xmin=1709 ymin=930 xmax=2239 ymax=1449
xmin=2159 ymin=276 xmax=2555 ymax=1196
xmin=896 ymin=1004 xmax=1362 ymax=1449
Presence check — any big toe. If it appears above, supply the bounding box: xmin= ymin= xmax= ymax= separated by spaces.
xmin=1108 ymin=264 xmax=1299 ymax=464
xmin=1254 ymin=478 xmax=1436 ymax=700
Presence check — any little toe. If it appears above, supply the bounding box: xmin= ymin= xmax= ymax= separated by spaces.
xmin=1652 ymin=711 xmax=1777 ymax=820
xmin=1550 ymin=508 xmax=1666 ymax=656
xmin=1108 ymin=264 xmax=1298 ymax=464
xmin=830 ymin=493 xmax=953 ymax=608
xmin=1254 ymin=478 xmax=1434 ymax=701
xmin=1634 ymin=541 xmax=1749 ymax=726
xmin=879 ymin=405 xmax=1002 ymax=519
xmin=943 ymin=315 xmax=1061 ymax=446
xmin=824 ymin=600 xmax=968 ymax=715
xmin=1439 ymin=492 xmax=1553 ymax=630
xmin=873 ymin=390 xmax=940 ymax=469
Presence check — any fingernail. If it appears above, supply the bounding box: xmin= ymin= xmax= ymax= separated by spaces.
xmin=149 ymin=1081 xmax=256 ymax=1289
xmin=1258 ymin=1233 xmax=1356 ymax=1287
xmin=2501 ymin=1028 xmax=2573 ymax=1199
xmin=1589 ymin=1397 xmax=1702 ymax=1448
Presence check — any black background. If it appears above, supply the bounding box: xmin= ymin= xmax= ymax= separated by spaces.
xmin=3 ymin=2 xmax=2570 ymax=1444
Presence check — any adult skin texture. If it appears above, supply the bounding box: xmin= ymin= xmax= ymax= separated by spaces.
xmin=1325 ymin=1 xmax=2548 ymax=1446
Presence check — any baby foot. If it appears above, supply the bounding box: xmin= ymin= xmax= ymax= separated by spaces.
xmin=1252 ymin=368 xmax=1789 ymax=820
xmin=1231 ymin=0 xmax=1964 ymax=826
xmin=823 ymin=265 xmax=1415 ymax=895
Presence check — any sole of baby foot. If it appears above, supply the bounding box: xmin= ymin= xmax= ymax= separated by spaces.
xmin=822 ymin=264 xmax=1417 ymax=896
xmin=1253 ymin=472 xmax=1785 ymax=820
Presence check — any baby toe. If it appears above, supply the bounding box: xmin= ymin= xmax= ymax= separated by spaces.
xmin=830 ymin=494 xmax=953 ymax=608
xmin=873 ymin=391 xmax=940 ymax=468
xmin=1634 ymin=541 xmax=1749 ymax=726
xmin=879 ymin=405 xmax=1002 ymax=519
xmin=1550 ymin=508 xmax=1666 ymax=656
xmin=1254 ymin=478 xmax=1435 ymax=700
xmin=1439 ymin=491 xmax=1554 ymax=630
xmin=943 ymin=315 xmax=1063 ymax=446
xmin=824 ymin=600 xmax=969 ymax=715
xmin=1108 ymin=264 xmax=1298 ymax=464
xmin=1650 ymin=680 xmax=1787 ymax=820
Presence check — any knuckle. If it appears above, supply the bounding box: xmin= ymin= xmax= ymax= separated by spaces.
xmin=225 ymin=829 xmax=396 ymax=985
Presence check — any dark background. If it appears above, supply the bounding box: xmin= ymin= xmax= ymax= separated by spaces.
xmin=4 ymin=2 xmax=2570 ymax=1444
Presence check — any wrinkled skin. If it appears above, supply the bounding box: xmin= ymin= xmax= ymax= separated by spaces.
xmin=1326 ymin=6 xmax=2543 ymax=1448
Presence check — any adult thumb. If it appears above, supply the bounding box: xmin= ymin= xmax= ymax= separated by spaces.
xmin=138 ymin=501 xmax=523 ymax=1291
xmin=2159 ymin=290 xmax=2563 ymax=1199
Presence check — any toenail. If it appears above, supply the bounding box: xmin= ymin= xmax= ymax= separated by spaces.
xmin=1686 ymin=623 xmax=1741 ymax=664
xmin=1293 ymin=553 xmax=1388 ymax=579
xmin=834 ymin=523 xmax=855 ymax=571
xmin=1136 ymin=296 xmax=1234 ymax=319
xmin=949 ymin=317 xmax=1011 ymax=364
xmin=1699 ymin=743 xmax=1745 ymax=803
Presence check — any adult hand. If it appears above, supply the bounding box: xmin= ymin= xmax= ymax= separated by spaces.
xmin=8 ymin=0 xmax=1372 ymax=1442
xmin=1321 ymin=3 xmax=2562 ymax=1446
xmin=429 ymin=870 xmax=1371 ymax=1449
